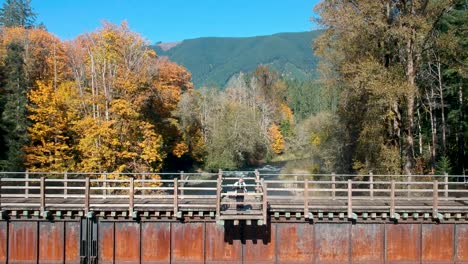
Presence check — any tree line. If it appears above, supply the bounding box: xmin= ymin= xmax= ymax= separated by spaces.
xmin=0 ymin=0 xmax=466 ymax=176
xmin=313 ymin=0 xmax=467 ymax=175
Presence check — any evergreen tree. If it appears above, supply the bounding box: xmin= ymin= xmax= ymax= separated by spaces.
xmin=0 ymin=41 xmax=29 ymax=171
xmin=0 ymin=0 xmax=36 ymax=28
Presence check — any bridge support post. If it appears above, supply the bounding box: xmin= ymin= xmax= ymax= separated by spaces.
xmin=180 ymin=171 xmax=184 ymax=199
xmin=444 ymin=173 xmax=449 ymax=200
xmin=216 ymin=176 xmax=221 ymax=223
xmin=262 ymin=178 xmax=268 ymax=225
xmin=332 ymin=173 xmax=336 ymax=200
xmin=129 ymin=176 xmax=134 ymax=216
xmin=64 ymin=171 xmax=68 ymax=199
xmin=390 ymin=180 xmax=395 ymax=218
xmin=347 ymin=179 xmax=352 ymax=219
xmin=433 ymin=180 xmax=439 ymax=219
xmin=174 ymin=178 xmax=179 ymax=218
xmin=25 ymin=170 xmax=29 ymax=199
xmin=40 ymin=176 xmax=45 ymax=213
xmin=85 ymin=176 xmax=90 ymax=214
xmin=304 ymin=178 xmax=309 ymax=219
xmin=255 ymin=169 xmax=260 ymax=193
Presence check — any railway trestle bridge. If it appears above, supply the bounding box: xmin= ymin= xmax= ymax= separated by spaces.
xmin=0 ymin=171 xmax=467 ymax=263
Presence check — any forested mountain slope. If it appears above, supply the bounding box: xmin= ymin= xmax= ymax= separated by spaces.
xmin=153 ymin=31 xmax=321 ymax=88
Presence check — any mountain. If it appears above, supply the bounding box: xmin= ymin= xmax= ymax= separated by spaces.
xmin=152 ymin=31 xmax=322 ymax=88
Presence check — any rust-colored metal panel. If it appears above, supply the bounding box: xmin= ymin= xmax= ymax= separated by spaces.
xmin=8 ymin=221 xmax=38 ymax=264
xmin=351 ymin=224 xmax=384 ymax=264
xmin=39 ymin=222 xmax=65 ymax=263
xmin=276 ymin=223 xmax=314 ymax=263
xmin=205 ymin=222 xmax=241 ymax=264
xmin=0 ymin=222 xmax=6 ymax=264
xmin=386 ymin=223 xmax=421 ymax=263
xmin=65 ymin=221 xmax=80 ymax=264
xmin=171 ymin=222 xmax=204 ymax=264
xmin=98 ymin=222 xmax=114 ymax=264
xmin=141 ymin=222 xmax=170 ymax=264
xmin=421 ymin=224 xmax=454 ymax=263
xmin=115 ymin=222 xmax=140 ymax=264
xmin=456 ymin=224 xmax=468 ymax=263
xmin=315 ymin=223 xmax=350 ymax=264
xmin=243 ymin=224 xmax=276 ymax=264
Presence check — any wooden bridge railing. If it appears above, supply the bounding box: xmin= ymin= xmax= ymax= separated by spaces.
xmin=0 ymin=172 xmax=467 ymax=221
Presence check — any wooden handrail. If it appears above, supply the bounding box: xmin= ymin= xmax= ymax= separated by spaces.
xmin=0 ymin=172 xmax=466 ymax=214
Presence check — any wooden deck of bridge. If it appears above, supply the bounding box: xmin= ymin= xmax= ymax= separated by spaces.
xmin=0 ymin=171 xmax=467 ymax=223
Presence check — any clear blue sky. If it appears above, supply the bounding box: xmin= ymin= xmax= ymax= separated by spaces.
xmin=21 ymin=0 xmax=321 ymax=43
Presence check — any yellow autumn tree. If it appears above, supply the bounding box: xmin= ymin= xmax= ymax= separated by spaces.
xmin=268 ymin=123 xmax=285 ymax=154
xmin=67 ymin=22 xmax=166 ymax=173
xmin=25 ymin=81 xmax=78 ymax=171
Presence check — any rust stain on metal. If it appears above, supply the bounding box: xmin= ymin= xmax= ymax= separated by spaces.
xmin=115 ymin=222 xmax=140 ymax=263
xmin=386 ymin=223 xmax=421 ymax=263
xmin=315 ymin=223 xmax=350 ymax=263
xmin=276 ymin=223 xmax=314 ymax=263
xmin=39 ymin=222 xmax=64 ymax=263
xmin=351 ymin=224 xmax=384 ymax=264
xmin=421 ymin=224 xmax=453 ymax=262
xmin=171 ymin=222 xmax=204 ymax=263
xmin=205 ymin=222 xmax=241 ymax=264
xmin=98 ymin=222 xmax=115 ymax=264
xmin=65 ymin=221 xmax=80 ymax=264
xmin=456 ymin=224 xmax=468 ymax=262
xmin=0 ymin=222 xmax=6 ymax=263
xmin=243 ymin=224 xmax=275 ymax=264
xmin=141 ymin=222 xmax=170 ymax=264
xmin=8 ymin=221 xmax=38 ymax=264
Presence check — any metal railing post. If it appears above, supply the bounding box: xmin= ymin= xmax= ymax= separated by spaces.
xmin=347 ymin=179 xmax=352 ymax=219
xmin=369 ymin=172 xmax=374 ymax=199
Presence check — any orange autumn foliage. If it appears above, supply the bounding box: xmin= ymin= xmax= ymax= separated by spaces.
xmin=268 ymin=123 xmax=285 ymax=154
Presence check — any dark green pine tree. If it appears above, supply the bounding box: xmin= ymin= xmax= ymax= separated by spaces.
xmin=0 ymin=42 xmax=29 ymax=171
xmin=0 ymin=0 xmax=36 ymax=28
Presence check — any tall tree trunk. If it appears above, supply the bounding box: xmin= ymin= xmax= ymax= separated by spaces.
xmin=405 ymin=34 xmax=416 ymax=175
xmin=437 ymin=60 xmax=447 ymax=155
xmin=427 ymin=89 xmax=437 ymax=174
xmin=458 ymin=85 xmax=465 ymax=175
xmin=417 ymin=106 xmax=423 ymax=155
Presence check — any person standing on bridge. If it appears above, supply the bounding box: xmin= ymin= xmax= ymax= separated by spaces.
xmin=234 ymin=177 xmax=247 ymax=209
